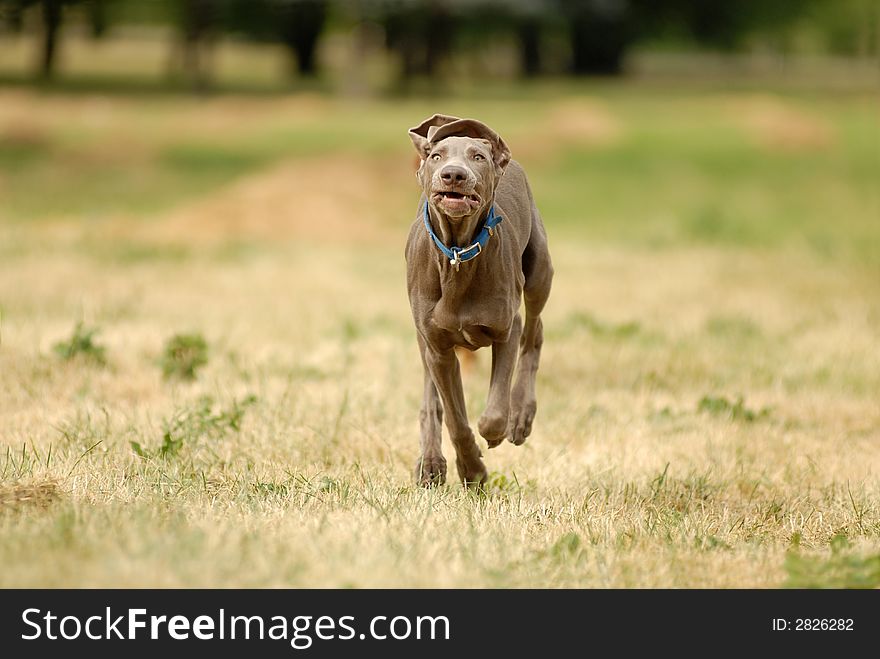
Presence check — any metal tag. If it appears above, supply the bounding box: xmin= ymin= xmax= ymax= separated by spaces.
xmin=449 ymin=251 xmax=461 ymax=272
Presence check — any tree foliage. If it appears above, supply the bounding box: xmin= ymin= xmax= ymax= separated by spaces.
xmin=0 ymin=0 xmax=870 ymax=84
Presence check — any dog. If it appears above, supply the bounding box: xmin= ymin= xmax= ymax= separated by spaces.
xmin=405 ymin=114 xmax=553 ymax=487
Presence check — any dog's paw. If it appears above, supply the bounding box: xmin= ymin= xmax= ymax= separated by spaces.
xmin=455 ymin=456 xmax=488 ymax=489
xmin=478 ymin=411 xmax=508 ymax=449
xmin=414 ymin=455 xmax=447 ymax=487
xmin=508 ymin=400 xmax=537 ymax=446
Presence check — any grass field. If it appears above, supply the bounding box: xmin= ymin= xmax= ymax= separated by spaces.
xmin=1 ymin=75 xmax=878 ymax=587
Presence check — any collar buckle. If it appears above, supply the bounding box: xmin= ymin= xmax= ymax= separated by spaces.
xmin=449 ymin=250 xmax=462 ymax=271
xmin=450 ymin=241 xmax=481 ymax=271
xmin=424 ymin=200 xmax=499 ymax=274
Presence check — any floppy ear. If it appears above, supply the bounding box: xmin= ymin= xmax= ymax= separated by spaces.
xmin=489 ymin=133 xmax=511 ymax=177
xmin=408 ymin=113 xmax=461 ymax=160
xmin=427 ymin=117 xmax=511 ymax=177
xmin=476 ymin=121 xmax=511 ymax=177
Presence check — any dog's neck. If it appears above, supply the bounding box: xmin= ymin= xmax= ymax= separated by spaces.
xmin=427 ymin=202 xmax=491 ymax=251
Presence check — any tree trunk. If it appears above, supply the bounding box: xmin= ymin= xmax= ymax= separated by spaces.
xmin=181 ymin=34 xmax=203 ymax=90
xmin=89 ymin=0 xmax=108 ymax=39
xmin=40 ymin=0 xmax=63 ymax=79
xmin=518 ymin=17 xmax=541 ymax=77
xmin=570 ymin=13 xmax=627 ymax=75
xmin=5 ymin=2 xmax=25 ymax=33
xmin=423 ymin=5 xmax=452 ymax=77
xmin=293 ymin=31 xmax=319 ymax=76
xmin=179 ymin=0 xmax=216 ymax=91
xmin=279 ymin=0 xmax=327 ymax=77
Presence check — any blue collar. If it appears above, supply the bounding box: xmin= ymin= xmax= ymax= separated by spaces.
xmin=423 ymin=200 xmax=503 ymax=271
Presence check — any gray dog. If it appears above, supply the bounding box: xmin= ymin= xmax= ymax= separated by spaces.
xmin=405 ymin=114 xmax=553 ymax=488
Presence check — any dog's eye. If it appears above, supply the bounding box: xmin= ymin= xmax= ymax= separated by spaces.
xmin=473 ymin=153 xmax=485 ymax=161
xmin=431 ymin=154 xmax=441 ymax=161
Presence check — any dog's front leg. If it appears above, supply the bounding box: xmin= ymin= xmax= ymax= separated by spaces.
xmin=422 ymin=342 xmax=487 ymax=488
xmin=478 ymin=313 xmax=522 ymax=448
xmin=414 ymin=335 xmax=447 ymax=486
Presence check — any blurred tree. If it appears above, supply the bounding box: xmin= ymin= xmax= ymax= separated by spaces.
xmin=494 ymin=0 xmax=552 ymax=77
xmin=632 ymin=0 xmax=819 ymax=52
xmin=559 ymin=0 xmax=632 ymax=74
xmin=379 ymin=0 xmax=454 ymax=80
xmin=556 ymin=0 xmax=821 ymax=74
xmin=87 ymin=0 xmax=108 ymax=38
xmin=0 ymin=0 xmax=26 ymax=33
xmin=277 ymin=0 xmax=328 ymax=76
xmin=804 ymin=0 xmax=878 ymax=57
xmin=224 ymin=0 xmax=273 ymax=41
xmin=517 ymin=14 xmax=541 ymax=76
xmin=0 ymin=0 xmax=112 ymax=77
xmin=2 ymin=0 xmax=868 ymax=88
xmin=16 ymin=0 xmax=80 ymax=78
xmin=39 ymin=0 xmax=63 ymax=77
xmin=172 ymin=0 xmax=220 ymax=90
xmin=223 ymin=0 xmax=329 ymax=78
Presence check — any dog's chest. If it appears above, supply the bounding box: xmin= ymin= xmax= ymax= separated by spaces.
xmin=430 ymin=270 xmax=523 ymax=347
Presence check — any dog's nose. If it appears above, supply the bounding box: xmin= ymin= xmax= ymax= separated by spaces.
xmin=440 ymin=165 xmax=468 ymax=185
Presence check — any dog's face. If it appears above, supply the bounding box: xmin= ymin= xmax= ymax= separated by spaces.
xmin=421 ymin=136 xmax=495 ymax=218
xmin=409 ymin=114 xmax=510 ymax=220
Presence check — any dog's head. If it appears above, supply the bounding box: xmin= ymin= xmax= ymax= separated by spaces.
xmin=409 ymin=114 xmax=511 ymax=219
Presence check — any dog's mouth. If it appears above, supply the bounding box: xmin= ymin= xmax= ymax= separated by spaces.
xmin=432 ymin=190 xmax=481 ymax=214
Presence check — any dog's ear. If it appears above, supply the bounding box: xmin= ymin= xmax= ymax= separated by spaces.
xmin=484 ymin=127 xmax=512 ymax=178
xmin=428 ymin=117 xmax=511 ymax=177
xmin=408 ymin=113 xmax=461 ymax=160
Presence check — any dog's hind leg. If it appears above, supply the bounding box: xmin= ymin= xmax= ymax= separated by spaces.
xmin=414 ymin=334 xmax=447 ymax=486
xmin=509 ymin=215 xmax=553 ymax=446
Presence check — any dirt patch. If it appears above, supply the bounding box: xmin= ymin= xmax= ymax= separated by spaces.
xmin=514 ymin=99 xmax=623 ymax=161
xmin=0 ymin=121 xmax=50 ymax=150
xmin=547 ymin=100 xmax=624 ymax=145
xmin=0 ymin=480 xmax=60 ymax=511
xmin=732 ymin=95 xmax=835 ymax=151
xmin=0 ymin=89 xmax=332 ymax=157
xmin=143 ymin=153 xmax=411 ymax=246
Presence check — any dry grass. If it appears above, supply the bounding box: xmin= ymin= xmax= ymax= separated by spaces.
xmin=0 ymin=87 xmax=877 ymax=588
xmin=1 ymin=238 xmax=877 ymax=587
xmin=0 ymin=480 xmax=60 ymax=510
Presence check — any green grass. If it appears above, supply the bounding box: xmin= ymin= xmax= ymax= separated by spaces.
xmin=1 ymin=85 xmax=876 ymax=267
xmin=52 ymin=322 xmax=108 ymax=366
xmin=160 ymin=332 xmax=210 ymax=380
xmin=532 ymin=109 xmax=878 ymax=262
